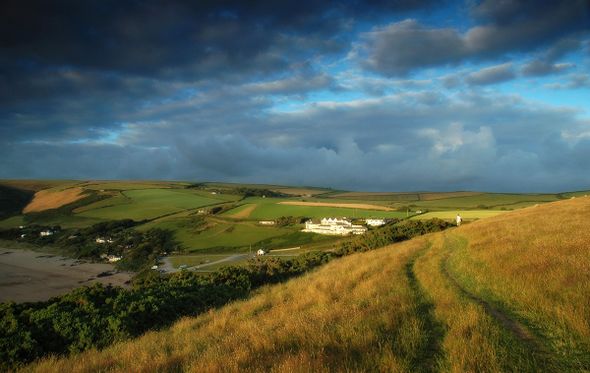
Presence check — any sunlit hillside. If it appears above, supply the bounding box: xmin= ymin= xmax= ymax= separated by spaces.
xmin=29 ymin=196 xmax=590 ymax=372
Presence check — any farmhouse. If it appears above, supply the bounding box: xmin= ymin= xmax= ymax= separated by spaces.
xmin=96 ymin=237 xmax=114 ymax=244
xmin=256 ymin=249 xmax=267 ymax=256
xmin=100 ymin=253 xmax=122 ymax=262
xmin=365 ymin=218 xmax=387 ymax=227
xmin=258 ymin=220 xmax=276 ymax=225
xmin=303 ymin=217 xmax=367 ymax=235
xmin=107 ymin=255 xmax=122 ymax=263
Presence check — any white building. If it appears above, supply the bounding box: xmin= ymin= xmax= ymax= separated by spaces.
xmin=256 ymin=249 xmax=267 ymax=256
xmin=365 ymin=218 xmax=387 ymax=227
xmin=303 ymin=218 xmax=367 ymax=236
xmin=96 ymin=237 xmax=114 ymax=244
xmin=39 ymin=230 xmax=54 ymax=237
xmin=258 ymin=220 xmax=275 ymax=225
xmin=107 ymin=255 xmax=122 ymax=263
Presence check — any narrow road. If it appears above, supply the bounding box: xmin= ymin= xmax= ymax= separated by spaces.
xmin=160 ymin=254 xmax=252 ymax=273
xmin=193 ymin=254 xmax=251 ymax=269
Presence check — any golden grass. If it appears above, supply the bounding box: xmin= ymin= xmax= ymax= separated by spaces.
xmin=30 ymin=239 xmax=429 ymax=372
xmin=446 ymin=197 xmax=590 ymax=368
xmin=23 ymin=187 xmax=86 ymax=213
xmin=278 ymin=201 xmax=394 ymax=211
xmin=414 ymin=234 xmax=542 ymax=372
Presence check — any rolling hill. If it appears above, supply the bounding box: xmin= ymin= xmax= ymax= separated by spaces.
xmin=29 ymin=196 xmax=590 ymax=372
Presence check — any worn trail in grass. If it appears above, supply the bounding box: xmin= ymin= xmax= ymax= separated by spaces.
xmin=439 ymin=235 xmax=556 ymax=371
xmin=404 ymin=242 xmax=445 ymax=372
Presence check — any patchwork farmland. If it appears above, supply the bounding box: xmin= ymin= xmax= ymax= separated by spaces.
xmin=1 ymin=180 xmax=587 ymax=270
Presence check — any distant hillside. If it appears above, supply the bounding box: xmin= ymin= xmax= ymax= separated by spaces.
xmin=0 ymin=185 xmax=34 ymax=220
xmin=30 ymin=197 xmax=590 ymax=372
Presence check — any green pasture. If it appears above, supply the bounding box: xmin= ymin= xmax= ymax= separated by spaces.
xmin=255 ymin=230 xmax=339 ymax=251
xmin=246 ymin=202 xmax=410 ymax=220
xmin=412 ymin=210 xmax=508 ymax=221
xmin=142 ymin=216 xmax=293 ymax=251
xmin=73 ymin=192 xmax=130 ymax=213
xmin=76 ymin=189 xmax=229 ymax=221
xmin=0 ymin=215 xmax=26 ymax=229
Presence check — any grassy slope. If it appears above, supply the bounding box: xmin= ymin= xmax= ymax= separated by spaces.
xmin=77 ymin=189 xmax=230 ymax=220
xmin=223 ymin=197 xmax=409 ymax=219
xmin=412 ymin=210 xmax=507 ymax=220
xmin=30 ymin=197 xmax=590 ymax=372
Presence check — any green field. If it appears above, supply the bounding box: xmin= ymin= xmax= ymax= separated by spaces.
xmin=222 ymin=197 xmax=410 ymax=220
xmin=77 ymin=189 xmax=232 ymax=221
xmin=141 ymin=215 xmax=294 ymax=251
xmin=0 ymin=215 xmax=26 ymax=229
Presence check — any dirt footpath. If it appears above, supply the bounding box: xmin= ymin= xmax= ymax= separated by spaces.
xmin=0 ymin=248 xmax=131 ymax=303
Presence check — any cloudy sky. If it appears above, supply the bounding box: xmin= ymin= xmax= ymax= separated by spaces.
xmin=1 ymin=0 xmax=589 ymax=192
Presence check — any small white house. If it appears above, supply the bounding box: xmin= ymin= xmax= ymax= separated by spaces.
xmin=258 ymin=220 xmax=275 ymax=225
xmin=256 ymin=249 xmax=266 ymax=256
xmin=365 ymin=218 xmax=387 ymax=227
xmin=107 ymin=255 xmax=122 ymax=263
xmin=39 ymin=230 xmax=53 ymax=237
xmin=96 ymin=237 xmax=114 ymax=244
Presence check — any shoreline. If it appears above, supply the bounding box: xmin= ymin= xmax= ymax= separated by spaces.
xmin=0 ymin=247 xmax=132 ymax=303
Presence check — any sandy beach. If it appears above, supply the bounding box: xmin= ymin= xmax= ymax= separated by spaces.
xmin=0 ymin=248 xmax=132 ymax=303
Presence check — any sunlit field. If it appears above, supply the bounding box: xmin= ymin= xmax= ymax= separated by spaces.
xmin=29 ymin=197 xmax=590 ymax=372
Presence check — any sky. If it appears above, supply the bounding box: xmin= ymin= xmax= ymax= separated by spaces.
xmin=1 ymin=0 xmax=589 ymax=192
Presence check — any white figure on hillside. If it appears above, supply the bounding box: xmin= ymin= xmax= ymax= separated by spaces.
xmin=456 ymin=214 xmax=462 ymax=226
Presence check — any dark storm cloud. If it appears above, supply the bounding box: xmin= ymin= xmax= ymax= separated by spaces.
xmin=0 ymin=0 xmax=435 ymax=143
xmin=466 ymin=63 xmax=515 ymax=85
xmin=521 ymin=61 xmax=573 ymax=77
xmin=361 ymin=0 xmax=589 ymax=76
xmin=546 ymin=73 xmax=590 ymax=89
xmin=3 ymin=90 xmax=588 ymax=192
xmin=522 ymin=37 xmax=581 ymax=77
xmin=0 ymin=0 xmax=434 ymax=80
